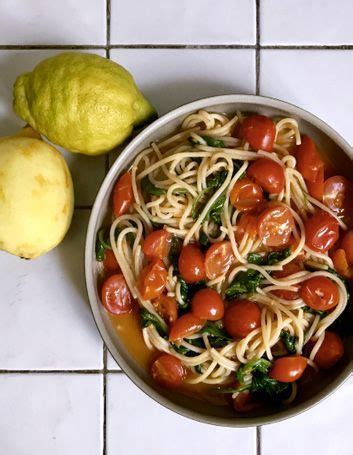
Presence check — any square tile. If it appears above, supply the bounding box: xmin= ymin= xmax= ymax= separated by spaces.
xmin=262 ymin=378 xmax=353 ymax=455
xmin=0 ymin=210 xmax=103 ymax=369
xmin=260 ymin=50 xmax=353 ymax=144
xmin=0 ymin=0 xmax=106 ymax=44
xmin=111 ymin=0 xmax=255 ymax=45
xmin=107 ymin=351 xmax=121 ymax=370
xmin=261 ymin=0 xmax=353 ymax=45
xmin=110 ymin=48 xmax=256 ymax=116
xmin=0 ymin=49 xmax=106 ymax=206
xmin=0 ymin=374 xmax=102 ymax=455
xmin=107 ymin=374 xmax=256 ymax=455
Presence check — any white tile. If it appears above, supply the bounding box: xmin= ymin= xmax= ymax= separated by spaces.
xmin=110 ymin=49 xmax=256 ymax=116
xmin=262 ymin=378 xmax=353 ymax=455
xmin=107 ymin=351 xmax=121 ymax=370
xmin=0 ymin=0 xmax=106 ymax=44
xmin=261 ymin=0 xmax=353 ymax=45
xmin=0 ymin=49 xmax=106 ymax=206
xmin=0 ymin=374 xmax=102 ymax=455
xmin=0 ymin=211 xmax=103 ymax=369
xmin=260 ymin=50 xmax=353 ymax=144
xmin=111 ymin=0 xmax=255 ymax=45
xmin=107 ymin=374 xmax=255 ymax=455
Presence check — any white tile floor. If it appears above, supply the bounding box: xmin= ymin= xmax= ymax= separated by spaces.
xmin=1 ymin=1 xmax=353 ymax=454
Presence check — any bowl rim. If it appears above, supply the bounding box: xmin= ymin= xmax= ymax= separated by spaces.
xmin=85 ymin=94 xmax=353 ymax=427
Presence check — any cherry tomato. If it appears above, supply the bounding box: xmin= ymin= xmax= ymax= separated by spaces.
xmin=103 ymin=249 xmax=121 ymax=275
xmin=235 ymin=213 xmax=258 ymax=244
xmin=341 ymin=230 xmax=353 ymax=264
xmin=232 ymin=390 xmax=262 ymax=413
xmin=178 ymin=244 xmax=206 ymax=284
xmin=306 ymin=166 xmax=324 ymax=201
xmin=169 ymin=313 xmax=204 ymax=342
xmin=191 ymin=288 xmax=225 ymax=321
xmin=323 ymin=176 xmax=353 ymax=216
xmin=224 ymin=299 xmax=261 ymax=338
xmin=258 ymin=204 xmax=294 ymax=247
xmin=153 ymin=295 xmax=178 ymax=325
xmin=242 ymin=115 xmax=276 ymax=152
xmin=304 ymin=210 xmax=339 ymax=253
xmin=247 ymin=158 xmax=285 ymax=195
xmin=205 ymin=241 xmax=235 ymax=280
xmin=138 ymin=259 xmax=168 ymax=301
xmin=300 ymin=276 xmax=339 ymax=311
xmin=150 ymin=354 xmax=185 ymax=388
xmin=101 ymin=274 xmax=133 ymax=315
xmin=142 ymin=229 xmax=172 ymax=261
xmin=113 ymin=172 xmax=134 ymax=217
xmin=331 ymin=249 xmax=350 ymax=277
xmin=230 ymin=177 xmax=263 ymax=212
xmin=269 ymin=356 xmax=307 ymax=382
xmin=311 ymin=331 xmax=344 ymax=369
xmin=272 ymin=262 xmax=302 ymax=300
xmin=294 ymin=135 xmax=324 ymax=183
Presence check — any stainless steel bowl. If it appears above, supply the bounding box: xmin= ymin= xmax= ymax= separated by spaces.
xmin=85 ymin=94 xmax=353 ymax=427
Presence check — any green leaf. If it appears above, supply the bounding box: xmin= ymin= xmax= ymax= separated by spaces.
xmin=199 ymin=231 xmax=211 ymax=249
xmin=203 ymin=136 xmax=225 ymax=148
xmin=200 ymin=322 xmax=232 ymax=348
xmin=267 ymin=247 xmax=291 ymax=265
xmin=195 ymin=365 xmax=204 ymax=374
xmin=206 ymin=170 xmax=228 ymax=189
xmin=126 ymin=232 xmax=136 ymax=248
xmin=207 ymin=194 xmax=226 ymax=224
xmin=178 ymin=277 xmax=189 ymax=310
xmin=169 ymin=236 xmax=182 ymax=273
xmin=140 ymin=309 xmax=167 ymax=338
xmin=191 ymin=188 xmax=212 ymax=220
xmin=141 ymin=176 xmax=166 ymax=196
xmin=303 ymin=306 xmax=327 ymax=318
xmin=95 ymin=228 xmax=111 ymax=261
xmin=171 ymin=343 xmax=198 ymax=357
xmin=225 ymin=269 xmax=263 ymax=300
xmin=280 ymin=330 xmax=297 ymax=354
xmin=173 ymin=188 xmax=189 ymax=195
xmin=251 ymin=372 xmax=290 ymax=401
xmin=236 ymin=358 xmax=272 ymax=385
xmin=247 ymin=252 xmax=265 ymax=265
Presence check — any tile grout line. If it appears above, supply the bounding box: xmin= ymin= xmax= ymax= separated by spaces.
xmin=255 ymin=0 xmax=260 ymax=95
xmin=256 ymin=427 xmax=262 ymax=455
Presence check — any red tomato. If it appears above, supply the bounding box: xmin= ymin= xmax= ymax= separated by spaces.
xmin=331 ymin=249 xmax=350 ymax=277
xmin=101 ymin=274 xmax=133 ymax=315
xmin=113 ymin=172 xmax=134 ymax=217
xmin=323 ymin=175 xmax=353 ymax=216
xmin=269 ymin=356 xmax=307 ymax=382
xmin=294 ymin=135 xmax=324 ymax=183
xmin=138 ymin=259 xmax=168 ymax=301
xmin=178 ymin=244 xmax=206 ymax=284
xmin=311 ymin=331 xmax=344 ymax=369
xmin=103 ymin=249 xmax=121 ymax=275
xmin=341 ymin=230 xmax=353 ymax=264
xmin=169 ymin=313 xmax=204 ymax=341
xmin=232 ymin=390 xmax=262 ymax=413
xmin=247 ymin=158 xmax=285 ymax=195
xmin=235 ymin=213 xmax=258 ymax=244
xmin=142 ymin=229 xmax=172 ymax=261
xmin=153 ymin=295 xmax=178 ymax=325
xmin=242 ymin=115 xmax=276 ymax=152
xmin=191 ymin=288 xmax=225 ymax=321
xmin=205 ymin=241 xmax=235 ymax=280
xmin=305 ymin=210 xmax=339 ymax=253
xmin=224 ymin=299 xmax=261 ymax=338
xmin=300 ymin=276 xmax=339 ymax=311
xmin=230 ymin=177 xmax=263 ymax=212
xmin=272 ymin=262 xmax=302 ymax=300
xmin=258 ymin=204 xmax=295 ymax=247
xmin=150 ymin=354 xmax=185 ymax=388
xmin=306 ymin=166 xmax=324 ymax=201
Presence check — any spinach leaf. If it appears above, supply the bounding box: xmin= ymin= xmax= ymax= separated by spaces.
xmin=191 ymin=188 xmax=212 ymax=220
xmin=178 ymin=279 xmax=206 ymax=311
xmin=95 ymin=228 xmax=111 ymax=261
xmin=199 ymin=231 xmax=211 ymax=249
xmin=203 ymin=136 xmax=225 ymax=148
xmin=267 ymin=247 xmax=291 ymax=265
xmin=247 ymin=252 xmax=265 ymax=265
xmin=207 ymin=194 xmax=226 ymax=224
xmin=303 ymin=306 xmax=327 ymax=318
xmin=206 ymin=170 xmax=228 ymax=189
xmin=251 ymin=372 xmax=290 ymax=401
xmin=171 ymin=343 xmax=198 ymax=357
xmin=280 ymin=330 xmax=297 ymax=354
xmin=195 ymin=365 xmax=204 ymax=374
xmin=141 ymin=176 xmax=166 ymax=196
xmin=200 ymin=322 xmax=232 ymax=348
xmin=140 ymin=309 xmax=167 ymax=338
xmin=236 ymin=358 xmax=272 ymax=385
xmin=225 ymin=269 xmax=263 ymax=300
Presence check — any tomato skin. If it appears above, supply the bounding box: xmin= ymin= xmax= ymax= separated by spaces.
xmin=341 ymin=230 xmax=353 ymax=264
xmin=230 ymin=177 xmax=263 ymax=212
xmin=247 ymin=158 xmax=285 ymax=195
xmin=242 ymin=115 xmax=276 ymax=152
xmin=150 ymin=354 xmax=185 ymax=388
xmin=306 ymin=166 xmax=324 ymax=201
xmin=224 ymin=299 xmax=261 ymax=338
xmin=331 ymin=248 xmax=350 ymax=277
xmin=191 ymin=288 xmax=225 ymax=321
xmin=269 ymin=356 xmax=307 ymax=382
xmin=272 ymin=262 xmax=302 ymax=300
xmin=153 ymin=295 xmax=178 ymax=325
xmin=235 ymin=213 xmax=258 ymax=244
xmin=113 ymin=172 xmax=134 ymax=217
xmin=103 ymin=249 xmax=121 ymax=275
xmin=311 ymin=331 xmax=344 ymax=369
xmin=101 ymin=274 xmax=133 ymax=315
xmin=205 ymin=241 xmax=235 ymax=280
xmin=304 ymin=210 xmax=339 ymax=253
xmin=300 ymin=276 xmax=339 ymax=311
xmin=258 ymin=204 xmax=294 ymax=247
xmin=323 ymin=176 xmax=353 ymax=215
xmin=138 ymin=259 xmax=168 ymax=301
xmin=178 ymin=244 xmax=206 ymax=284
xmin=142 ymin=229 xmax=172 ymax=261
xmin=294 ymin=135 xmax=324 ymax=183
xmin=232 ymin=391 xmax=262 ymax=412
xmin=169 ymin=313 xmax=204 ymax=342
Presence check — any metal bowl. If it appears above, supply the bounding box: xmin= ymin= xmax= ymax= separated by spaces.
xmin=85 ymin=94 xmax=353 ymax=427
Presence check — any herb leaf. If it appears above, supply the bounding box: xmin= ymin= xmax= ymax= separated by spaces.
xmin=303 ymin=306 xmax=327 ymax=318
xmin=171 ymin=343 xmax=198 ymax=357
xmin=178 ymin=279 xmax=206 ymax=311
xmin=206 ymin=170 xmax=227 ymax=189
xmin=200 ymin=322 xmax=232 ymax=348
xmin=251 ymin=372 xmax=290 ymax=401
xmin=207 ymin=194 xmax=226 ymax=224
xmin=247 ymin=248 xmax=291 ymax=266
xmin=141 ymin=176 xmax=166 ymax=196
xmin=247 ymin=252 xmax=264 ymax=265
xmin=199 ymin=231 xmax=211 ymax=249
xmin=140 ymin=309 xmax=167 ymax=338
xmin=225 ymin=269 xmax=263 ymax=300
xmin=203 ymin=136 xmax=225 ymax=148
xmin=95 ymin=228 xmax=111 ymax=261
xmin=280 ymin=330 xmax=297 ymax=354
xmin=236 ymin=358 xmax=272 ymax=385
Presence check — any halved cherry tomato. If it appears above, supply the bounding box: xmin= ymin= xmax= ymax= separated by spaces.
xmin=323 ymin=175 xmax=353 ymax=217
xmin=101 ymin=274 xmax=133 ymax=315
xmin=300 ymin=276 xmax=339 ymax=311
xmin=269 ymin=356 xmax=307 ymax=382
xmin=331 ymin=249 xmax=350 ymax=277
xmin=113 ymin=172 xmax=134 ymax=217
xmin=169 ymin=313 xmax=204 ymax=342
xmin=272 ymin=262 xmax=302 ymax=300
xmin=235 ymin=213 xmax=258 ymax=244
xmin=191 ymin=288 xmax=224 ymax=321
xmin=232 ymin=390 xmax=262 ymax=413
xmin=258 ymin=204 xmax=294 ymax=247
xmin=341 ymin=230 xmax=353 ymax=264
xmin=310 ymin=331 xmax=344 ymax=369
xmin=242 ymin=115 xmax=276 ymax=152
xmin=103 ymin=249 xmax=121 ymax=275
xmin=178 ymin=244 xmax=206 ymax=284
xmin=306 ymin=166 xmax=324 ymax=201
xmin=138 ymin=259 xmax=167 ymax=301
xmin=294 ymin=135 xmax=324 ymax=183
xmin=247 ymin=158 xmax=285 ymax=195
xmin=230 ymin=177 xmax=263 ymax=212
xmin=205 ymin=241 xmax=235 ymax=280
xmin=142 ymin=229 xmax=172 ymax=261
xmin=224 ymin=299 xmax=261 ymax=338
xmin=153 ymin=295 xmax=178 ymax=325
xmin=304 ymin=210 xmax=339 ymax=252
xmin=150 ymin=354 xmax=185 ymax=388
